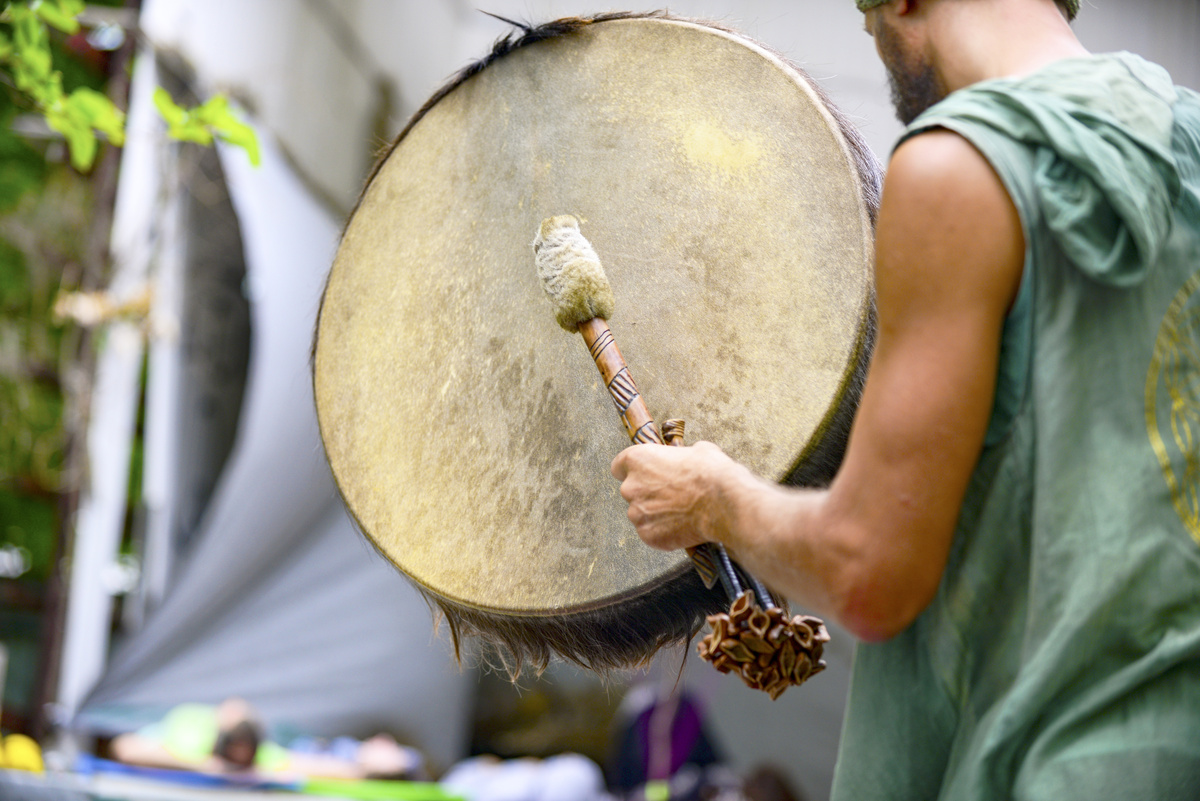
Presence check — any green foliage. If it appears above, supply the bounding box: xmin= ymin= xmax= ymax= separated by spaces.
xmin=0 ymin=233 xmax=28 ymax=309
xmin=0 ymin=232 xmax=65 ymax=502
xmin=0 ymin=486 xmax=56 ymax=581
xmin=0 ymin=184 xmax=71 ymax=583
xmin=154 ymin=89 xmax=262 ymax=166
xmin=0 ymin=1 xmax=260 ymax=170
xmin=1 ymin=1 xmax=123 ymax=170
xmin=0 ymin=166 xmax=85 ymax=587
xmin=0 ymin=0 xmax=259 ymax=593
xmin=0 ymin=376 xmax=65 ymax=489
xmin=0 ymin=122 xmax=48 ymax=213
xmin=29 ymin=0 xmax=81 ymax=35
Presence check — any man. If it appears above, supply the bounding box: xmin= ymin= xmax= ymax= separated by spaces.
xmin=611 ymin=0 xmax=1200 ymax=797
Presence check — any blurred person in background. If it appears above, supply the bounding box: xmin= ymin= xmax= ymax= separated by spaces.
xmin=110 ymin=697 xmax=422 ymax=779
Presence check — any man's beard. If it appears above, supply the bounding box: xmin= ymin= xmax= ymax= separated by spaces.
xmin=886 ymin=64 xmax=945 ymax=125
xmin=876 ymin=20 xmax=946 ymax=125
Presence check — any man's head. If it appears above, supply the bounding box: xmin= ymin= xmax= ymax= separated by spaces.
xmin=212 ymin=720 xmax=262 ymax=769
xmin=855 ymin=0 xmax=1080 ymax=19
xmin=211 ymin=698 xmax=263 ymax=771
xmin=859 ymin=0 xmax=1082 ymax=124
xmin=866 ymin=7 xmax=946 ymax=125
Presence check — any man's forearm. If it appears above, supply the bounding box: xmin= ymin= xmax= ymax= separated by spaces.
xmin=615 ymin=441 xmax=890 ymax=638
xmin=705 ymin=464 xmax=844 ymax=615
xmin=661 ymin=445 xmax=947 ymax=642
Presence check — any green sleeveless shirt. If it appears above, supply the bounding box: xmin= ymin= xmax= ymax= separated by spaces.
xmin=831 ymin=54 xmax=1200 ymax=800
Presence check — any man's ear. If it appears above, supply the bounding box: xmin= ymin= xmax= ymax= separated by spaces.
xmin=893 ymin=0 xmax=917 ymax=15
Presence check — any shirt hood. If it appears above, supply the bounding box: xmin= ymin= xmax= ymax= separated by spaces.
xmin=908 ymin=53 xmax=1182 ymax=287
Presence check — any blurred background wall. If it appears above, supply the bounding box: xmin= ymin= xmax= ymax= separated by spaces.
xmin=137 ymin=0 xmax=1198 ymax=218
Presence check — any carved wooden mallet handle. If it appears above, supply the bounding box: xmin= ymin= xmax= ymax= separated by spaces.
xmin=577 ymin=317 xmax=665 ymax=445
xmin=532 ymin=215 xmax=734 ymax=592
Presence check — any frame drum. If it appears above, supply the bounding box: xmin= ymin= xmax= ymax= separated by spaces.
xmin=314 ymin=13 xmax=879 ymax=670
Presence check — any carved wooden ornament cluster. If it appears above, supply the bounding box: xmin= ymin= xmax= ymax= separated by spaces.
xmin=697 ymin=591 xmax=830 ymax=699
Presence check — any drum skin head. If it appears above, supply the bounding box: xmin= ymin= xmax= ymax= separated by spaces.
xmin=314 ymin=16 xmax=875 ymax=621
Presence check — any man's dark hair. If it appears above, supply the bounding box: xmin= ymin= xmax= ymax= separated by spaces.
xmin=1053 ymin=0 xmax=1076 ymax=20
xmin=212 ymin=720 xmax=263 ymax=770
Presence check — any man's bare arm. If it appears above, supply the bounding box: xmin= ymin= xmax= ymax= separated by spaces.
xmin=611 ymin=130 xmax=1025 ymax=640
xmin=110 ymin=732 xmax=210 ymax=771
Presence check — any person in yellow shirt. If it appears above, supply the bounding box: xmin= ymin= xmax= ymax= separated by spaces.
xmin=110 ymin=698 xmax=418 ymax=779
xmin=110 ymin=698 xmax=288 ymax=773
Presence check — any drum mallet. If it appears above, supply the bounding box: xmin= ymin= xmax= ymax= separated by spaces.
xmin=532 ymin=215 xmax=829 ymax=697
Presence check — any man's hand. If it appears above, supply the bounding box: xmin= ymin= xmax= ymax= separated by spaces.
xmin=610 ymin=440 xmax=741 ymax=551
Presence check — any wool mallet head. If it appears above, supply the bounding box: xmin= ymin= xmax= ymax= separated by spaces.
xmin=532 ymin=215 xmax=616 ymax=332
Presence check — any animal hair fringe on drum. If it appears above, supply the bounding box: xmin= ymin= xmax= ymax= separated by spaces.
xmin=434 ymin=567 xmax=730 ymax=676
xmin=317 ymin=11 xmax=882 ymax=678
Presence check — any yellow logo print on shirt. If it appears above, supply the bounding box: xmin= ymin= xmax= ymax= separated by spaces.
xmin=1146 ymin=270 xmax=1200 ymax=545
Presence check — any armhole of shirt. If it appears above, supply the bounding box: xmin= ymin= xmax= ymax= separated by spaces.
xmin=897 ymin=118 xmax=1036 ymax=446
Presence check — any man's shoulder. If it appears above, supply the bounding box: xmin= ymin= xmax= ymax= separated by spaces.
xmin=886 ymin=130 xmax=1011 ymax=218
xmin=890 ymin=130 xmax=988 ymax=176
xmin=876 ymin=128 xmax=1025 ymax=318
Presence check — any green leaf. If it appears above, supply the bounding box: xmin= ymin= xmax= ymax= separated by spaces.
xmin=34 ymin=1 xmax=81 ymax=35
xmin=68 ymin=129 xmax=96 ymax=169
xmin=152 ymin=87 xmax=186 ymax=126
xmin=12 ymin=9 xmax=49 ymax=66
xmin=12 ymin=47 xmax=54 ymax=96
xmin=66 ymin=86 xmax=112 ymax=117
xmin=154 ymin=90 xmax=260 ymax=160
xmin=9 ymin=8 xmax=57 ymax=102
xmin=216 ymin=121 xmax=260 ymax=166
xmin=10 ymin=7 xmax=46 ymax=49
xmin=173 ymin=120 xmax=213 ymax=146
xmin=45 ymin=109 xmax=96 ymax=169
xmin=65 ymin=87 xmax=124 ymax=143
xmin=191 ymin=94 xmax=260 ymax=165
xmin=191 ymin=93 xmax=231 ymax=125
